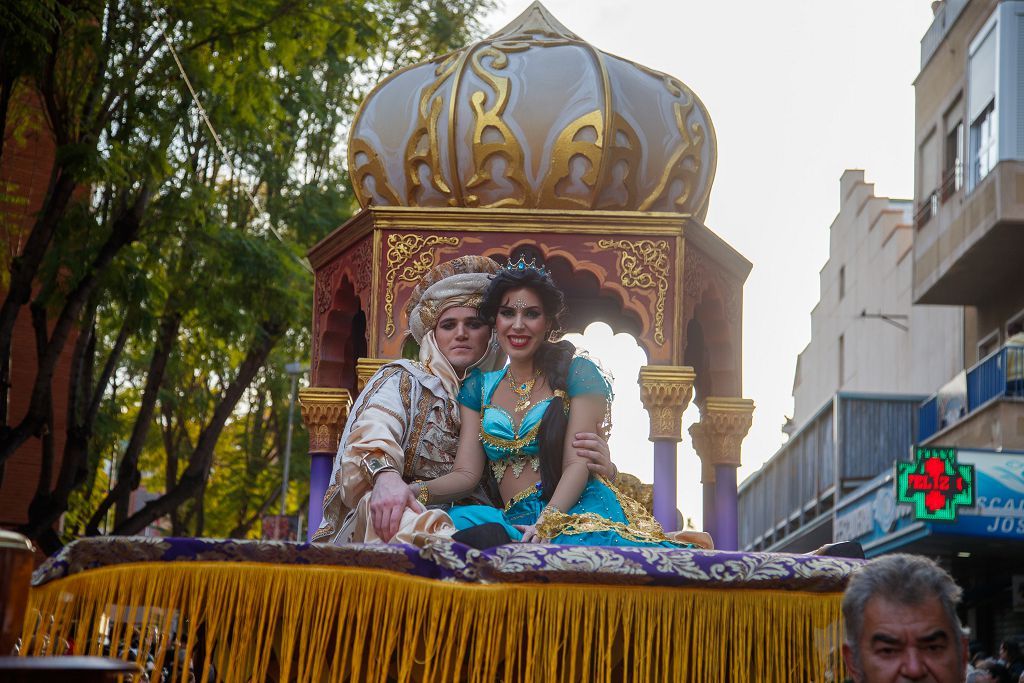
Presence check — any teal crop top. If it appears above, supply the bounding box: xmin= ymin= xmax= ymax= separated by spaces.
xmin=457 ymin=357 xmax=612 ymax=472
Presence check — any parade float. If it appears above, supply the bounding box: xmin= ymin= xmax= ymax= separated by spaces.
xmin=18 ymin=4 xmax=861 ymax=680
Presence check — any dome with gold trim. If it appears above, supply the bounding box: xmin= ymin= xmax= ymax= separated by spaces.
xmin=348 ymin=1 xmax=717 ymax=219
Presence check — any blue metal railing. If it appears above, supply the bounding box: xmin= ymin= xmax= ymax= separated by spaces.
xmin=918 ymin=395 xmax=938 ymax=443
xmin=918 ymin=344 xmax=1024 ymax=442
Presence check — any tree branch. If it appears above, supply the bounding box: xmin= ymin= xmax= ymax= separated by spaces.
xmin=110 ymin=321 xmax=283 ymax=536
xmin=0 ymin=182 xmax=153 ymax=467
xmin=85 ymin=306 xmax=180 ymax=535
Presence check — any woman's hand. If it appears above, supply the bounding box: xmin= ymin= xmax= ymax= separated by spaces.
xmin=514 ymin=524 xmax=543 ymax=543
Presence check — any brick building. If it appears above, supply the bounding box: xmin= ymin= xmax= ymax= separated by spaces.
xmin=0 ymin=87 xmax=74 ymax=529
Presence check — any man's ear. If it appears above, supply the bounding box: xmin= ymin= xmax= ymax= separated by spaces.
xmin=842 ymin=643 xmax=862 ymax=682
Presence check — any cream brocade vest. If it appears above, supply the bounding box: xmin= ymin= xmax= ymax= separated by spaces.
xmin=313 ymin=360 xmax=491 ymax=544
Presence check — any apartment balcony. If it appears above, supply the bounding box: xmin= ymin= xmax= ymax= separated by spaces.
xmin=913 ymin=160 xmax=1024 ymax=306
xmin=739 ymin=394 xmax=922 ymax=553
xmin=918 ymin=344 xmax=1024 ymax=445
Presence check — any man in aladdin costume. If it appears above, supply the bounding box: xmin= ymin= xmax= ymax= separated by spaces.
xmin=312 ymin=255 xmax=617 ymax=546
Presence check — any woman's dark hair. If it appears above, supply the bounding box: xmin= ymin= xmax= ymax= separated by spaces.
xmin=480 ymin=267 xmax=573 ymax=501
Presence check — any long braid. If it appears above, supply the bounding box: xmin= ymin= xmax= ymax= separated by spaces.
xmin=534 ymin=339 xmax=575 ymax=500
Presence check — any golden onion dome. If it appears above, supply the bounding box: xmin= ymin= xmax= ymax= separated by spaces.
xmin=348 ymin=1 xmax=716 ymax=219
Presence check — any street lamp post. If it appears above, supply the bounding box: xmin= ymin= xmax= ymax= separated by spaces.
xmin=280 ymin=362 xmax=308 ymax=528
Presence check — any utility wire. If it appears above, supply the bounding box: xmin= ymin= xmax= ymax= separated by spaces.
xmin=145 ymin=0 xmax=314 ymax=274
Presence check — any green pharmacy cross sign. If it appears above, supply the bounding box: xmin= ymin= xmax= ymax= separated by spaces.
xmin=896 ymin=447 xmax=975 ymax=521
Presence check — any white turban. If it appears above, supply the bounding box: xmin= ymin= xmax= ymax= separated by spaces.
xmin=405 ymin=255 xmax=500 ymax=343
xmin=403 ymin=255 xmax=505 ymax=401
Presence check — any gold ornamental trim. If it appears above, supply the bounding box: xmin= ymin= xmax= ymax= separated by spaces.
xmin=598 ymin=239 xmax=670 ymax=345
xmin=356 ymin=357 xmax=391 ymax=392
xmin=298 ymin=388 xmax=353 ymax=453
xmin=464 ymin=45 xmax=529 ymax=207
xmin=688 ymin=397 xmax=755 ymax=469
xmin=307 ymin=207 xmax=702 ymax=269
xmin=404 ymin=52 xmax=458 ymax=206
xmin=383 ymin=234 xmax=460 ymax=337
xmin=637 ymin=365 xmax=695 ymax=442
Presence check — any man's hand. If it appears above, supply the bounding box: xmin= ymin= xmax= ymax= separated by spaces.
xmin=573 ymin=432 xmax=617 ymax=480
xmin=369 ymin=471 xmax=423 ymax=541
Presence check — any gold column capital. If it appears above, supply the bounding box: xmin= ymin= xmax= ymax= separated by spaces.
xmin=356 ymin=357 xmax=391 ymax=391
xmin=689 ymin=397 xmax=755 ymax=468
xmin=637 ymin=365 xmax=696 ymax=442
xmin=298 ymin=387 xmax=353 ymax=453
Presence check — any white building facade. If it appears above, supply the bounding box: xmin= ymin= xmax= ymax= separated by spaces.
xmin=792 ymin=170 xmax=963 ymax=426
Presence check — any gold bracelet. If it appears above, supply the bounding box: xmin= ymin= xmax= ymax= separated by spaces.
xmin=535 ymin=505 xmax=566 ymax=540
xmin=415 ymin=481 xmax=430 ymax=506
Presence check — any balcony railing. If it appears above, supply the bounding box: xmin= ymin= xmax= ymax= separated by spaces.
xmin=918 ymin=344 xmax=1024 ymax=442
xmin=939 ymin=162 xmax=962 ymax=203
xmin=918 ymin=395 xmax=938 ymax=442
xmin=914 ymin=191 xmax=937 ymax=229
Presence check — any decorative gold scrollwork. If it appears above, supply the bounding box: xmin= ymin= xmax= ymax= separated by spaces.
xmin=353 ymin=240 xmax=373 ymax=295
xmin=595 ymin=112 xmax=642 ymax=210
xmin=384 ymin=234 xmax=461 ymax=337
xmin=315 ymin=262 xmax=341 ymax=315
xmin=538 ymin=109 xmax=604 ymax=208
xmin=598 ymin=239 xmax=670 ymax=345
xmin=350 ymin=137 xmax=401 ymax=206
xmin=638 ymin=95 xmax=704 ymax=212
xmin=465 ymin=46 xmax=529 ymax=207
xmin=489 ymin=2 xmax=581 ymax=50
xmin=405 ymin=53 xmax=459 ymax=205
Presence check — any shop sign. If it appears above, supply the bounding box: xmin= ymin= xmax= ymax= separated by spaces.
xmin=835 ymin=473 xmax=913 ymax=544
xmin=936 ymin=451 xmax=1024 ymax=540
xmin=896 ymin=447 xmax=974 ymax=522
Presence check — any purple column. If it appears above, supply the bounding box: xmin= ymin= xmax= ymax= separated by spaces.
xmin=714 ymin=464 xmax=738 ymax=550
xmin=702 ymin=479 xmax=717 ymax=541
xmin=653 ymin=440 xmax=678 ymax=531
xmin=307 ymin=452 xmax=334 ymax=541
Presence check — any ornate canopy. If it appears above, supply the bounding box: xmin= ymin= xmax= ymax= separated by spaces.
xmin=348 ymin=2 xmax=717 ymax=219
xmin=305 ymin=2 xmax=754 ymax=545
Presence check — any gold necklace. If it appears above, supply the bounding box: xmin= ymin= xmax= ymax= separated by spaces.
xmin=507 ymin=368 xmax=541 ymax=413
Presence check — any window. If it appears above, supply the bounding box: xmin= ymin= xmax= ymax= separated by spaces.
xmin=839 ymin=266 xmax=845 ymax=300
xmin=971 ymin=102 xmax=997 ymax=184
xmin=918 ymin=131 xmax=939 ymax=200
xmin=978 ymin=329 xmax=1000 ymax=360
xmin=838 ymin=334 xmax=845 ymax=387
xmin=917 ymin=132 xmax=937 ymax=228
xmin=916 ymin=132 xmax=939 ymax=226
xmin=942 ymin=117 xmax=963 ymax=199
xmin=1007 ymin=308 xmax=1024 ymax=340
xmin=967 ymin=19 xmax=998 ymax=189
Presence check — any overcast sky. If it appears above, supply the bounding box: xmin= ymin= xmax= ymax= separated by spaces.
xmin=481 ymin=1 xmax=938 ymax=529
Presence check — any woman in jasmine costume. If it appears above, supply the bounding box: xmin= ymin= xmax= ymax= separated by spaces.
xmin=409 ymin=259 xmax=689 ymax=547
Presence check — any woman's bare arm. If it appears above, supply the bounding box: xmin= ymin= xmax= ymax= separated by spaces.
xmin=544 ymin=394 xmax=606 ymax=515
xmin=413 ymin=405 xmax=486 ymax=503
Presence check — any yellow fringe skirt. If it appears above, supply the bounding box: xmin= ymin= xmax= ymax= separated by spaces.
xmin=21 ymin=562 xmax=846 ymax=682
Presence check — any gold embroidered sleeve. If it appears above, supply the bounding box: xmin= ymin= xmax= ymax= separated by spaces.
xmin=339 ymin=368 xmax=414 ymax=508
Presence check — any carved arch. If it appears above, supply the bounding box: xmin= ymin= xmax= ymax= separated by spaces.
xmin=481 ymin=240 xmax=653 ymax=356
xmin=316 ymin=276 xmax=367 ymax=391
xmin=689 ymin=278 xmax=738 ymax=399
